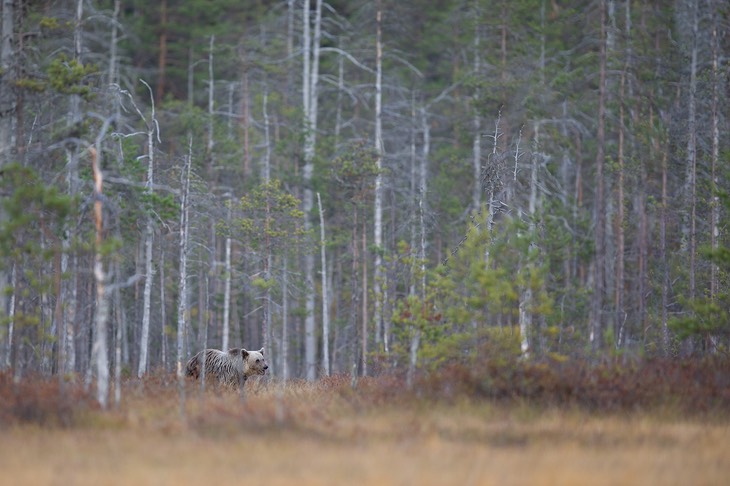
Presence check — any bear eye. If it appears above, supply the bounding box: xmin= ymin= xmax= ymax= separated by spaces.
xmin=256 ymin=359 xmax=260 ymax=363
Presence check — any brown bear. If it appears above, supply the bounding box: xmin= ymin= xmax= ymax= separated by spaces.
xmin=185 ymin=347 xmax=268 ymax=387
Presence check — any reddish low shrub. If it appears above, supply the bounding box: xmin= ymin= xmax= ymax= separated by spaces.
xmin=412 ymin=357 xmax=730 ymax=414
xmin=0 ymin=372 xmax=97 ymax=428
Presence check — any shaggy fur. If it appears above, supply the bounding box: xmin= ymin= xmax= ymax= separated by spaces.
xmin=185 ymin=348 xmax=268 ymax=387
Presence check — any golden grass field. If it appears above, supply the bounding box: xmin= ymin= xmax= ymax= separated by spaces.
xmin=0 ymin=377 xmax=728 ymax=486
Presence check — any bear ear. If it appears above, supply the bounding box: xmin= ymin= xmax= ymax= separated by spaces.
xmin=241 ymin=348 xmax=249 ymax=358
xmin=258 ymin=347 xmax=264 ymax=355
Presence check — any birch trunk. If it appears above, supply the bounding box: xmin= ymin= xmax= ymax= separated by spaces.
xmin=114 ymin=262 xmax=122 ymax=408
xmin=373 ymin=1 xmax=384 ymax=349
xmin=262 ymin=84 xmax=274 ymax=373
xmin=137 ymin=80 xmax=158 ymax=378
xmin=177 ymin=138 xmax=193 ymax=414
xmin=518 ymin=127 xmax=531 ymax=358
xmin=160 ymin=250 xmax=167 ymax=370
xmin=222 ymin=202 xmax=232 ymax=351
xmin=318 ymin=193 xmax=330 ymax=376
xmin=302 ymin=0 xmax=323 ymax=381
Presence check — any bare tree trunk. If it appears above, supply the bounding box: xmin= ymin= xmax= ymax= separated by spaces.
xmin=114 ymin=261 xmax=123 ymax=408
xmin=177 ymin=138 xmax=193 ymax=416
xmin=57 ymin=0 xmax=85 ymax=379
xmin=361 ymin=215 xmax=368 ymax=377
xmin=5 ymin=265 xmax=15 ymax=369
xmin=90 ymin=147 xmax=109 ymax=409
xmin=686 ymin=0 xmax=698 ymax=309
xmin=472 ymin=10 xmax=482 ymax=210
xmin=591 ymin=0 xmax=607 ymax=353
xmin=318 ymin=193 xmax=330 ymax=376
xmin=708 ymin=0 xmax=719 ymax=352
xmin=302 ymin=0 xmax=323 ymax=381
xmin=262 ymin=87 xmax=271 ymax=183
xmin=137 ymin=81 xmax=159 ymax=378
xmin=373 ymin=0 xmax=384 ymax=350
xmin=281 ymin=256 xmax=289 ymax=380
xmin=409 ymin=93 xmax=418 ymax=306
xmin=335 ymin=49 xmax=344 ymax=147
xmin=485 ymin=109 xmax=502 ymax=262
xmin=615 ymin=63 xmax=627 ymax=348
xmin=160 ymin=249 xmax=167 ymax=370
xmin=407 ymin=107 xmax=430 ymax=386
xmin=632 ymin=0 xmax=648 ymax=348
xmin=261 ymin=83 xmax=274 ymax=373
xmin=518 ymin=127 xmax=531 ymax=358
xmin=660 ymin=146 xmax=670 ymax=355
xmin=222 ymin=202 xmax=232 ymax=351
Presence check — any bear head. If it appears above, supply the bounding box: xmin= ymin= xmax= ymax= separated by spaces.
xmin=242 ymin=348 xmax=268 ymax=376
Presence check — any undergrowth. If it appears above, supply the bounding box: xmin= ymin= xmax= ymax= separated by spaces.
xmin=1 ymin=357 xmax=728 ymax=430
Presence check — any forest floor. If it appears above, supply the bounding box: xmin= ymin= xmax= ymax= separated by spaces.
xmin=0 ymin=374 xmax=728 ymax=486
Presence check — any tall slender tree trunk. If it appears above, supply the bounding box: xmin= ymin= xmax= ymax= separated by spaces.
xmin=407 ymin=106 xmax=430 ymax=387
xmin=409 ymin=94 xmax=418 ymax=299
xmin=660 ymin=145 xmax=670 ymax=355
xmin=591 ymin=0 xmax=607 ymax=353
xmin=177 ymin=138 xmax=193 ymax=415
xmin=222 ymin=202 xmax=232 ymax=351
xmin=318 ymin=193 xmax=330 ymax=376
xmin=0 ymin=0 xmax=16 ymax=370
xmin=90 ymin=147 xmax=109 ymax=409
xmin=160 ymin=250 xmax=167 ymax=370
xmin=281 ymin=256 xmax=289 ymax=380
xmin=302 ymin=0 xmax=322 ymax=381
xmin=59 ymin=0 xmax=85 ymax=377
xmin=615 ymin=64 xmax=626 ymax=348
xmin=361 ymin=215 xmax=368 ymax=376
xmin=708 ymin=0 xmax=720 ymax=352
xmin=373 ymin=1 xmax=384 ymax=351
xmin=137 ymin=81 xmax=159 ymax=378
xmin=472 ymin=13 xmax=482 ymax=211
xmin=633 ymin=0 xmax=648 ymax=348
xmin=686 ymin=0 xmax=698 ymax=309
xmin=518 ymin=127 xmax=531 ymax=358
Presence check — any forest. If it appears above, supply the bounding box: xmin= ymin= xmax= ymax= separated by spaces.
xmin=0 ymin=0 xmax=729 ymax=407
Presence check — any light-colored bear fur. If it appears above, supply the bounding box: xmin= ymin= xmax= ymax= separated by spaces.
xmin=185 ymin=347 xmax=268 ymax=387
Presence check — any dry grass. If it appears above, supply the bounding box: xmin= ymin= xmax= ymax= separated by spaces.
xmin=0 ymin=375 xmax=728 ymax=486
